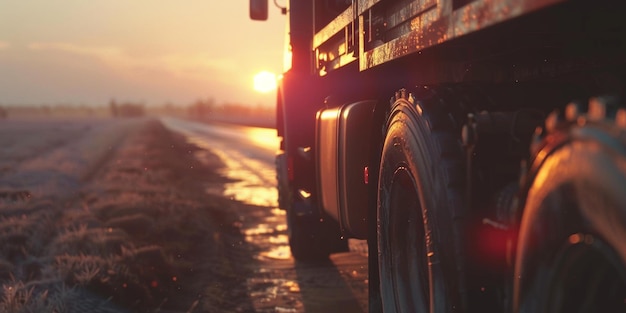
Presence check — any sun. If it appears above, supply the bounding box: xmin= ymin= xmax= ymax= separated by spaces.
xmin=253 ymin=71 xmax=277 ymax=93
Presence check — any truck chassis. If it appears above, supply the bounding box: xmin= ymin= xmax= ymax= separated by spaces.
xmin=253 ymin=0 xmax=626 ymax=312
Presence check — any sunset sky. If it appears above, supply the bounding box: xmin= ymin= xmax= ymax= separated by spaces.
xmin=0 ymin=1 xmax=285 ymax=107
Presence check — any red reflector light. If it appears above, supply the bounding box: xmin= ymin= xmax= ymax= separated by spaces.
xmin=470 ymin=221 xmax=517 ymax=271
xmin=364 ymin=166 xmax=369 ymax=185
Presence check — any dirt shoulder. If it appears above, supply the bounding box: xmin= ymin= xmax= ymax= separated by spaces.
xmin=0 ymin=118 xmax=256 ymax=312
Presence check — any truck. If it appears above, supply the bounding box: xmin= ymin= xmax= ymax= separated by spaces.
xmin=250 ymin=0 xmax=626 ymax=312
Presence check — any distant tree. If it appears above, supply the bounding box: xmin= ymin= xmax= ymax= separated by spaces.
xmin=188 ymin=98 xmax=215 ymax=118
xmin=41 ymin=105 xmax=51 ymax=116
xmin=119 ymin=103 xmax=145 ymax=117
xmin=110 ymin=99 xmax=144 ymax=118
xmin=110 ymin=99 xmax=119 ymax=117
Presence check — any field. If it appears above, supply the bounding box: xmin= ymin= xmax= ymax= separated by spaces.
xmin=0 ymin=117 xmax=254 ymax=312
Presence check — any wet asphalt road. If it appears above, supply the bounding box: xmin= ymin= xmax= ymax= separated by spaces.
xmin=161 ymin=117 xmax=369 ymax=313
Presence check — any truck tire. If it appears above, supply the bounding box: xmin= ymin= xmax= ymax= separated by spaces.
xmin=513 ymin=100 xmax=626 ymax=313
xmin=286 ymin=200 xmax=348 ymax=261
xmin=277 ymin=148 xmax=348 ymax=261
xmin=377 ymin=88 xmax=464 ymax=312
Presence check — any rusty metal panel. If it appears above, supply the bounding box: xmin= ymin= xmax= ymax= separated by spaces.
xmin=316 ymin=30 xmax=357 ymax=75
xmin=359 ymin=0 xmax=565 ymax=71
xmin=384 ymin=0 xmax=437 ymax=31
xmin=314 ymin=3 xmax=359 ymax=75
xmin=320 ymin=54 xmax=358 ymax=75
xmin=358 ymin=0 xmax=384 ymax=15
xmin=362 ymin=6 xmax=441 ymax=70
xmin=313 ymin=5 xmax=355 ymax=49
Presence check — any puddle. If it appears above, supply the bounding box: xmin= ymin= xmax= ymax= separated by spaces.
xmin=202 ymin=148 xmax=278 ymax=207
xmin=258 ymin=245 xmax=292 ymax=261
xmin=223 ymin=184 xmax=278 ymax=207
xmin=269 ymin=234 xmax=289 ymax=244
xmin=162 ymin=119 xmax=369 ymax=313
xmin=244 ymin=223 xmax=276 ymax=236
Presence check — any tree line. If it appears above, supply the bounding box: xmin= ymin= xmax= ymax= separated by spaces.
xmin=0 ymin=98 xmax=275 ymax=126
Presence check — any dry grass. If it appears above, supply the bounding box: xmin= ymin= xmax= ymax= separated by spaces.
xmin=0 ymin=119 xmax=245 ymax=312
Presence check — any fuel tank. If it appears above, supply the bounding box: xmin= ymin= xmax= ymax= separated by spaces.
xmin=316 ymin=100 xmax=376 ymax=239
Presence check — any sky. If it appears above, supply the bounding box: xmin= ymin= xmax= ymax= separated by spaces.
xmin=0 ymin=1 xmax=286 ymax=107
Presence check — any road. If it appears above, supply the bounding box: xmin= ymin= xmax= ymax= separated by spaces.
xmin=161 ymin=117 xmax=369 ymax=313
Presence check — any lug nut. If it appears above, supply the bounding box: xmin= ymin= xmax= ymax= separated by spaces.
xmin=545 ymin=110 xmax=559 ymax=133
xmin=588 ymin=97 xmax=606 ymax=121
xmin=617 ymin=108 xmax=626 ymax=128
xmin=565 ymin=102 xmax=580 ymax=121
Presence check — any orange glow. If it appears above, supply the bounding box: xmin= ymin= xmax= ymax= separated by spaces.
xmin=569 ymin=233 xmax=583 ymax=244
xmin=243 ymin=127 xmax=280 ymax=148
xmin=0 ymin=2 xmax=285 ymax=106
xmin=253 ymin=71 xmax=277 ymax=93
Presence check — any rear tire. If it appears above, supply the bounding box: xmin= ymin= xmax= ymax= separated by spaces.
xmin=277 ymin=150 xmax=348 ymax=261
xmin=377 ymin=89 xmax=464 ymax=312
xmin=514 ymin=101 xmax=626 ymax=313
xmin=287 ymin=200 xmax=347 ymax=261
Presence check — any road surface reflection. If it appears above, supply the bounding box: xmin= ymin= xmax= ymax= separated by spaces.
xmin=161 ymin=117 xmax=368 ymax=312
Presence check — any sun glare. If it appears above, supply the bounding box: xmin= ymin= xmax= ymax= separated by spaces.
xmin=253 ymin=71 xmax=277 ymax=93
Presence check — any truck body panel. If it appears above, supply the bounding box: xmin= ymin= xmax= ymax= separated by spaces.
xmin=313 ymin=0 xmax=565 ymax=76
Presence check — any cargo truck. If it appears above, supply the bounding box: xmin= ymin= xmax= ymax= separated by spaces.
xmin=250 ymin=0 xmax=626 ymax=312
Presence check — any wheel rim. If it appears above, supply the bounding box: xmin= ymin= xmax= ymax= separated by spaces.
xmin=380 ymin=167 xmax=429 ymax=312
xmin=545 ymin=233 xmax=626 ymax=313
